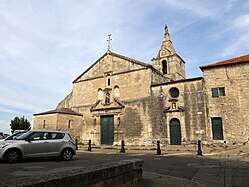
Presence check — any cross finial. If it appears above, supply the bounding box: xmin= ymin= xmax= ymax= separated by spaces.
xmin=107 ymin=34 xmax=112 ymax=51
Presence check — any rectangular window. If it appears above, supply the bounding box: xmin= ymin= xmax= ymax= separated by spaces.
xmin=211 ymin=87 xmax=225 ymax=97
xmin=211 ymin=117 xmax=223 ymax=140
xmin=219 ymin=87 xmax=225 ymax=96
xmin=68 ymin=120 xmax=71 ymax=129
xmin=108 ymin=78 xmax=111 ymax=86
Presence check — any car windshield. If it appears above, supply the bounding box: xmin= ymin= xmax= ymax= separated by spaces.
xmin=5 ymin=132 xmax=26 ymax=140
xmin=16 ymin=131 xmax=32 ymax=140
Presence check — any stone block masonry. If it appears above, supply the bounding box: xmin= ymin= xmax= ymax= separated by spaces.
xmin=3 ymin=159 xmax=143 ymax=187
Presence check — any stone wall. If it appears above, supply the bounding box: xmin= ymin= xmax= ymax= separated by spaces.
xmin=151 ymin=78 xmax=207 ymax=144
xmin=6 ymin=159 xmax=143 ymax=187
xmin=203 ymin=63 xmax=249 ymax=144
xmin=33 ymin=114 xmax=58 ymax=130
xmin=152 ymin=54 xmax=185 ymax=81
xmin=72 ymin=68 xmax=152 ymax=107
xmin=78 ymin=53 xmax=144 ymax=81
xmin=70 ymin=67 xmax=154 ymax=145
xmin=55 ymin=52 xmax=157 ymax=145
xmin=33 ymin=113 xmax=83 ymax=141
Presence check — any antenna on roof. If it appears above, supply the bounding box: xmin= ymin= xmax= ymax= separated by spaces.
xmin=107 ymin=34 xmax=112 ymax=52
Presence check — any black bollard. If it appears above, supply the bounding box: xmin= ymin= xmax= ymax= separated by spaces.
xmin=75 ymin=139 xmax=78 ymax=150
xmin=120 ymin=140 xmax=125 ymax=153
xmin=197 ymin=140 xmax=202 ymax=156
xmin=156 ymin=140 xmax=161 ymax=155
xmin=88 ymin=140 xmax=92 ymax=152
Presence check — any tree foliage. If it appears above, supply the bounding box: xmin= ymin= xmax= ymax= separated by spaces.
xmin=10 ymin=116 xmax=31 ymax=133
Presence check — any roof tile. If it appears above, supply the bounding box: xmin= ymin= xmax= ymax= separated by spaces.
xmin=34 ymin=108 xmax=83 ymax=116
xmin=200 ymin=54 xmax=249 ymax=70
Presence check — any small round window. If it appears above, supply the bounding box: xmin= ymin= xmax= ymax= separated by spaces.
xmin=169 ymin=87 xmax=179 ymax=98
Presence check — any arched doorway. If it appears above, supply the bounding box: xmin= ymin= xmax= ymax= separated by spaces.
xmin=169 ymin=118 xmax=181 ymax=145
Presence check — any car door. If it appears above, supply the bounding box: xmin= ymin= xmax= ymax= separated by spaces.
xmin=23 ymin=132 xmax=50 ymax=158
xmin=46 ymin=132 xmax=65 ymax=156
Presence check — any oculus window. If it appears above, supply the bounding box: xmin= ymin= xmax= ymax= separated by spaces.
xmin=169 ymin=87 xmax=180 ymax=98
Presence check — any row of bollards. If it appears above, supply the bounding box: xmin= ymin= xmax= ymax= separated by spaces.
xmin=76 ymin=139 xmax=203 ymax=156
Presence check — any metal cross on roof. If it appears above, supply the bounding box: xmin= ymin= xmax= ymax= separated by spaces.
xmin=107 ymin=34 xmax=112 ymax=51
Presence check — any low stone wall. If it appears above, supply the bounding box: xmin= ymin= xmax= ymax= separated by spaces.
xmin=10 ymin=159 xmax=143 ymax=187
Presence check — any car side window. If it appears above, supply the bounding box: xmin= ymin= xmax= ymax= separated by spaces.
xmin=29 ymin=132 xmax=44 ymax=141
xmin=43 ymin=132 xmax=50 ymax=140
xmin=49 ymin=132 xmax=65 ymax=140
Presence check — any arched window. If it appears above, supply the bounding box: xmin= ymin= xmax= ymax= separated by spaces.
xmin=114 ymin=86 xmax=120 ymax=98
xmin=105 ymin=92 xmax=111 ymax=104
xmin=162 ymin=60 xmax=167 ymax=74
xmin=97 ymin=88 xmax=103 ymax=100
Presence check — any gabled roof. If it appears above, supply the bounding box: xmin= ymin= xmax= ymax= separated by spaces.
xmin=200 ymin=54 xmax=249 ymax=71
xmin=34 ymin=108 xmax=83 ymax=116
xmin=73 ymin=50 xmax=163 ymax=83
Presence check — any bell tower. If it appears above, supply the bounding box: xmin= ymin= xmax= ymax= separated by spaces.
xmin=152 ymin=25 xmax=186 ymax=81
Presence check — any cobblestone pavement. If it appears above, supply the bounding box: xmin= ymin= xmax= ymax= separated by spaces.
xmin=1 ymin=150 xmax=249 ymax=187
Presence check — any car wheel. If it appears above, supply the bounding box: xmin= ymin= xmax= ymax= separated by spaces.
xmin=61 ymin=148 xmax=73 ymax=161
xmin=5 ymin=149 xmax=21 ymax=163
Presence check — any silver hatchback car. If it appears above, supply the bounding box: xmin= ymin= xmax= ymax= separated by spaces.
xmin=0 ymin=130 xmax=76 ymax=163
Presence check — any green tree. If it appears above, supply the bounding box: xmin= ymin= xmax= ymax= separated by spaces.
xmin=10 ymin=116 xmax=31 ymax=134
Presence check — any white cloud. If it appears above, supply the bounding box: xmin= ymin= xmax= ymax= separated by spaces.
xmin=162 ymin=0 xmax=221 ymax=18
xmin=222 ymin=32 xmax=249 ymax=57
xmin=221 ymin=13 xmax=249 ymax=57
xmin=233 ymin=14 xmax=249 ymax=29
xmin=225 ymin=0 xmax=238 ymax=12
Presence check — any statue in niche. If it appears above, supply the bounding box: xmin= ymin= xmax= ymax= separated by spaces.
xmin=105 ymin=92 xmax=111 ymax=105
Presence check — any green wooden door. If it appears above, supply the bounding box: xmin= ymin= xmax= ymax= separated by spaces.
xmin=101 ymin=115 xmax=114 ymax=145
xmin=211 ymin=117 xmax=223 ymax=140
xmin=170 ymin=119 xmax=181 ymax=145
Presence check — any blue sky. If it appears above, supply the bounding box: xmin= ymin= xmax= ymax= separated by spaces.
xmin=1 ymin=0 xmax=249 ymax=133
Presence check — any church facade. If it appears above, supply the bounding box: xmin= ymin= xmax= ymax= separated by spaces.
xmin=33 ymin=26 xmax=249 ymax=146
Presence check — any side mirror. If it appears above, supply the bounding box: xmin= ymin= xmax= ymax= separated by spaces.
xmin=13 ymin=136 xmax=17 ymax=140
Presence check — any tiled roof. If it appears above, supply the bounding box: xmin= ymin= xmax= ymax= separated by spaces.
xmin=200 ymin=54 xmax=249 ymax=70
xmin=34 ymin=108 xmax=83 ymax=116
